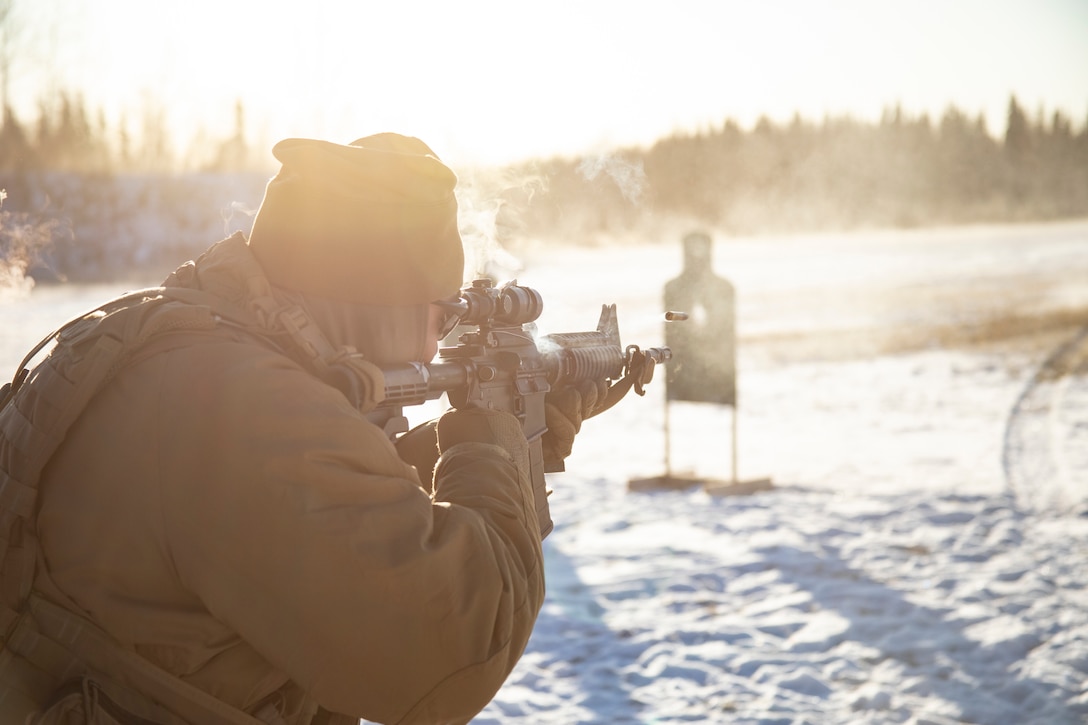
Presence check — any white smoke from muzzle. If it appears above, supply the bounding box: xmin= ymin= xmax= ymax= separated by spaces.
xmin=455 ymin=166 xmax=547 ymax=285
xmin=221 ymin=200 xmax=258 ymax=238
xmin=0 ymin=191 xmax=66 ymax=301
xmin=0 ymin=260 xmax=31 ymax=300
xmin=577 ymin=154 xmax=646 ymax=205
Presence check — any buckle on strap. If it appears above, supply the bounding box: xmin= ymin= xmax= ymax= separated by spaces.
xmin=260 ymin=304 xmax=386 ymax=413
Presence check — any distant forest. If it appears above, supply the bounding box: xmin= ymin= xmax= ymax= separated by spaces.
xmin=0 ymin=92 xmax=1086 ymax=263
xmin=499 ymin=95 xmax=1088 ymax=240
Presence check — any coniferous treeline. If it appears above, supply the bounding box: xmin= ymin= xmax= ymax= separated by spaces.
xmin=0 ymin=93 xmax=1086 ymax=283
xmin=499 ymin=96 xmax=1088 ymax=241
xmin=0 ymin=95 xmax=262 ymax=173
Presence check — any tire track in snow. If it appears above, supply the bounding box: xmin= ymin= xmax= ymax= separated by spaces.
xmin=1003 ymin=325 xmax=1088 ymax=514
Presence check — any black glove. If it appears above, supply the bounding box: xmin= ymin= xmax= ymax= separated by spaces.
xmin=541 ymin=378 xmax=609 ymax=469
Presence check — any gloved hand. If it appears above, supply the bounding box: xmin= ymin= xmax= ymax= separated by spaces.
xmin=435 ymin=406 xmax=540 ymax=537
xmin=541 ymin=378 xmax=609 ymax=469
xmin=436 ymin=407 xmax=529 ymax=458
xmin=394 ymin=419 xmax=440 ymax=491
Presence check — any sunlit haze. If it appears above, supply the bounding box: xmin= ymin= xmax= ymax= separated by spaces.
xmin=8 ymin=0 xmax=1088 ymax=167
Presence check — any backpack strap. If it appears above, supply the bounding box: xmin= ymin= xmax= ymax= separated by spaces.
xmin=10 ymin=593 xmax=276 ymax=724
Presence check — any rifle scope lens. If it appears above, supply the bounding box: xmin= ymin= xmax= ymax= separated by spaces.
xmin=459 ymin=282 xmax=543 ymax=327
xmin=496 ymin=285 xmax=544 ymax=325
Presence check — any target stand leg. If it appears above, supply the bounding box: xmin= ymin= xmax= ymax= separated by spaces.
xmin=628 ymin=401 xmax=772 ymax=495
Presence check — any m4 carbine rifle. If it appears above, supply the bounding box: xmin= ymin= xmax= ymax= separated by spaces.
xmin=373 ymin=279 xmax=672 ymax=538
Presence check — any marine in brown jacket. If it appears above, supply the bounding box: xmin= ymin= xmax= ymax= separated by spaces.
xmin=0 ymin=134 xmax=600 ymax=724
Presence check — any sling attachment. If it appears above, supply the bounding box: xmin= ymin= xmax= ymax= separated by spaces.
xmin=254 ymin=301 xmax=386 ymax=414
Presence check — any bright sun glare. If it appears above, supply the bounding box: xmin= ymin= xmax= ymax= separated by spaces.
xmin=11 ymin=0 xmax=1088 ymax=167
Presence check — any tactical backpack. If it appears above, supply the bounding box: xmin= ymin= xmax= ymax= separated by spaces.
xmin=0 ymin=280 xmax=369 ymax=725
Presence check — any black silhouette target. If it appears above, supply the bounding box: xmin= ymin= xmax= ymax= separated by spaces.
xmin=664 ymin=232 xmax=736 ymax=406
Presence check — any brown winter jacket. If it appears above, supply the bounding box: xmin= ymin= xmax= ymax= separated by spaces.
xmin=32 ymin=235 xmax=545 ymax=724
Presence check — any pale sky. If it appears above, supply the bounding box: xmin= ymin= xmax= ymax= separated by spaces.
xmin=8 ymin=0 xmax=1088 ymax=167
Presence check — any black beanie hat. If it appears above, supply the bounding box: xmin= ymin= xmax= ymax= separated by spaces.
xmin=248 ymin=133 xmax=465 ymax=305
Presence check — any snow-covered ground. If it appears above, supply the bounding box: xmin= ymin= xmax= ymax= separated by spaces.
xmin=2 ymin=219 xmax=1087 ymax=724
xmin=486 ymin=220 xmax=1088 ymax=725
